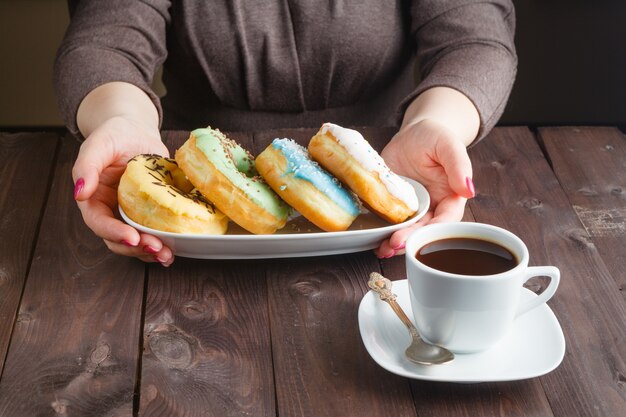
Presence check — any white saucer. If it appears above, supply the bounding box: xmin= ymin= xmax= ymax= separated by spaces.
xmin=358 ymin=280 xmax=565 ymax=383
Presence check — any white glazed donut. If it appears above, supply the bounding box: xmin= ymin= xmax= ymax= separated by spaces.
xmin=308 ymin=123 xmax=419 ymax=223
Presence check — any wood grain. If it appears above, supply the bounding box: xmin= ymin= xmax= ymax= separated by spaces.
xmin=0 ymin=134 xmax=145 ymax=416
xmin=139 ymin=258 xmax=275 ymax=417
xmin=0 ymin=132 xmax=58 ymax=376
xmin=266 ymin=253 xmax=417 ymax=417
xmin=539 ymin=127 xmax=626 ymax=290
xmin=468 ymin=127 xmax=626 ymax=417
xmin=2 ymin=126 xmax=623 ymax=417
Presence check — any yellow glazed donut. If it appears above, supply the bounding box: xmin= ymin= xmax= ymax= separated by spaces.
xmin=256 ymin=138 xmax=361 ymax=232
xmin=118 ymin=154 xmax=229 ymax=234
xmin=308 ymin=123 xmax=419 ymax=224
xmin=175 ymin=128 xmax=290 ymax=234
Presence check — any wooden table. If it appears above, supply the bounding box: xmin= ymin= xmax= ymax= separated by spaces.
xmin=0 ymin=126 xmax=625 ymax=417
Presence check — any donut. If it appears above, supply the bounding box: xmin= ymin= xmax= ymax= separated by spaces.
xmin=308 ymin=123 xmax=419 ymax=223
xmin=118 ymin=154 xmax=229 ymax=234
xmin=175 ymin=128 xmax=290 ymax=234
xmin=255 ymin=138 xmax=361 ymax=232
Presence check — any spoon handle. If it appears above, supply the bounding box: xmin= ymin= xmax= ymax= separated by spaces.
xmin=368 ymin=272 xmax=421 ymax=340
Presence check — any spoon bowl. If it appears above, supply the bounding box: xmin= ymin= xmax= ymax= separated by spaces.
xmin=368 ymin=272 xmax=454 ymax=365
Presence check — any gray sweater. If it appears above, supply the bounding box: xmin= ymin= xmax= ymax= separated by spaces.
xmin=54 ymin=0 xmax=517 ymax=140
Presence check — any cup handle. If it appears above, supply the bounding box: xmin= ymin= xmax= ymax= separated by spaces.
xmin=516 ymin=266 xmax=560 ymax=318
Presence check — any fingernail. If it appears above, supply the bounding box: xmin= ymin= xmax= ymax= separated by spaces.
xmin=143 ymin=245 xmax=159 ymax=254
xmin=392 ymin=242 xmax=406 ymax=250
xmin=73 ymin=178 xmax=84 ymax=200
xmin=154 ymin=255 xmax=167 ymax=264
xmin=122 ymin=240 xmax=136 ymax=247
xmin=466 ymin=176 xmax=476 ymax=198
xmin=377 ymin=249 xmax=396 ymax=259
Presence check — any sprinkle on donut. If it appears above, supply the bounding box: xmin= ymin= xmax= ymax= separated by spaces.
xmin=175 ymin=128 xmax=290 ymax=234
xmin=121 ymin=124 xmax=421 ymax=235
xmin=118 ymin=154 xmax=229 ymax=234
xmin=129 ymin=154 xmax=219 ymax=212
xmin=309 ymin=123 xmax=419 ymax=223
xmin=256 ymin=138 xmax=361 ymax=231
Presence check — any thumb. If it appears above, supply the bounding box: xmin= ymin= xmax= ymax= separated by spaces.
xmin=72 ymin=136 xmax=113 ymax=201
xmin=436 ymin=138 xmax=475 ymax=198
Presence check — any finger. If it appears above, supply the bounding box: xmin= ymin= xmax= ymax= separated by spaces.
xmin=375 ymin=239 xmax=396 ymax=259
xmin=387 ymin=225 xmax=417 ymax=253
xmin=429 ymin=195 xmax=467 ymax=224
xmin=137 ymin=233 xmax=163 ymax=255
xmin=138 ymin=233 xmax=175 ymax=266
xmin=77 ymin=199 xmax=141 ymax=246
xmin=376 ymin=212 xmax=433 ymax=258
xmin=436 ymin=138 xmax=474 ymax=198
xmin=386 ymin=212 xmax=433 ymax=250
xmin=72 ymin=137 xmax=116 ymax=201
xmin=105 ymin=239 xmax=173 ymax=265
xmin=104 ymin=239 xmax=153 ymax=260
xmin=155 ymin=246 xmax=174 ymax=265
xmin=157 ymin=250 xmax=175 ymax=267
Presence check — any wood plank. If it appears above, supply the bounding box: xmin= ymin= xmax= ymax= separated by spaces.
xmin=0 ymin=132 xmax=58 ymax=376
xmin=139 ymin=259 xmax=276 ymax=417
xmin=266 ymin=253 xmax=417 ymax=417
xmin=467 ymin=127 xmax=626 ymax=417
xmin=0 ymin=134 xmax=145 ymax=416
xmin=254 ymin=128 xmax=417 ymax=417
xmin=539 ymin=126 xmax=626 ymax=290
xmin=138 ymin=131 xmax=276 ymax=416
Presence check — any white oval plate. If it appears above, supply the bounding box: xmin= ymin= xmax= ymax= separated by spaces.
xmin=119 ymin=177 xmax=429 ymax=259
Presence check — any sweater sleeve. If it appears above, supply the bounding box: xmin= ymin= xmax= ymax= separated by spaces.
xmin=401 ymin=0 xmax=517 ymax=142
xmin=53 ymin=0 xmax=170 ymax=138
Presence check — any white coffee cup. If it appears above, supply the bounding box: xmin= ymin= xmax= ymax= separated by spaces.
xmin=405 ymin=222 xmax=560 ymax=353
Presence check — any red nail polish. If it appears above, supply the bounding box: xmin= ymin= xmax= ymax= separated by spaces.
xmin=122 ymin=240 xmax=136 ymax=247
xmin=73 ymin=178 xmax=84 ymax=200
xmin=392 ymin=242 xmax=406 ymax=251
xmin=378 ymin=249 xmax=395 ymax=259
xmin=143 ymin=245 xmax=158 ymax=254
xmin=154 ymin=255 xmax=167 ymax=263
xmin=466 ymin=176 xmax=476 ymax=198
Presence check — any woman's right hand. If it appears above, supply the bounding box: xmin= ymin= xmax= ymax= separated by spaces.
xmin=72 ymin=115 xmax=174 ymax=265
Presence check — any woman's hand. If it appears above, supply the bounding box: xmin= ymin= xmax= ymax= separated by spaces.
xmin=72 ymin=115 xmax=174 ymax=265
xmin=375 ymin=118 xmax=475 ymax=258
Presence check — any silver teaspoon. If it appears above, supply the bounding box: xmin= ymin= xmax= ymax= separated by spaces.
xmin=368 ymin=272 xmax=454 ymax=365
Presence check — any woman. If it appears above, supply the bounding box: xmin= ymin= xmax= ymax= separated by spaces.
xmin=54 ymin=0 xmax=517 ymax=266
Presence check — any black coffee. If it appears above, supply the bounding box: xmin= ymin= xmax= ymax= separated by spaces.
xmin=415 ymin=238 xmax=518 ymax=276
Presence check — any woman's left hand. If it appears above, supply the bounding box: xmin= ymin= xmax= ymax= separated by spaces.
xmin=375 ymin=118 xmax=475 ymax=258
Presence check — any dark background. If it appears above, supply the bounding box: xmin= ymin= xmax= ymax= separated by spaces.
xmin=0 ymin=0 xmax=624 ymax=129
xmin=502 ymin=0 xmax=626 ymax=129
